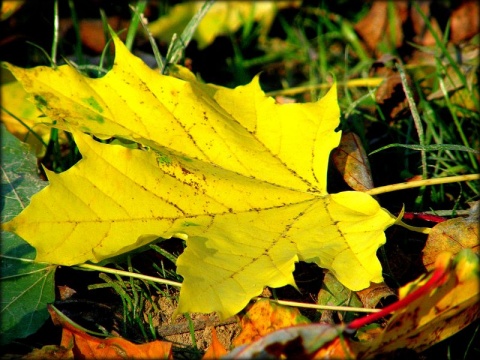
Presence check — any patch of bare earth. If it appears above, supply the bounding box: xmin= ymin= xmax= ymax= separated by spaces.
xmin=146 ymin=293 xmax=240 ymax=354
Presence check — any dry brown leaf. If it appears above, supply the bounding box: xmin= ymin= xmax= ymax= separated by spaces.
xmin=356 ymin=282 xmax=396 ymax=309
xmin=355 ymin=1 xmax=449 ymax=55
xmin=354 ymin=2 xmax=388 ymax=53
xmin=451 ymin=0 xmax=480 ymax=43
xmin=354 ymin=2 xmax=406 ymax=55
xmin=79 ymin=17 xmax=130 ymax=53
xmin=423 ymin=202 xmax=479 ymax=270
xmin=57 ymin=285 xmax=77 ymax=301
xmin=370 ymin=56 xmax=416 ymax=120
xmin=332 ymin=132 xmax=374 ymax=191
xmin=410 ymin=2 xmax=443 ymax=47
xmin=353 ymin=250 xmax=480 ymax=357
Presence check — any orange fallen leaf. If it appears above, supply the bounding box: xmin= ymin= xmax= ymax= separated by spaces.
xmin=352 ymin=250 xmax=480 ymax=357
xmin=312 ymin=336 xmax=355 ymax=359
xmin=64 ymin=329 xmax=172 ymax=360
xmin=225 ymin=250 xmax=479 ymax=358
xmin=202 ymin=327 xmax=228 ymax=359
xmin=79 ymin=17 xmax=130 ymax=53
xmin=233 ymin=299 xmax=310 ymax=346
xmin=49 ymin=305 xmax=173 ymax=360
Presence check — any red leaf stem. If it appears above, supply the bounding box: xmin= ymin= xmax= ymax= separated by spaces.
xmin=346 ymin=265 xmax=449 ymax=331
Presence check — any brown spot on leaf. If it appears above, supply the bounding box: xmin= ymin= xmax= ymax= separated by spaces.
xmin=181 ymin=167 xmax=192 ymax=175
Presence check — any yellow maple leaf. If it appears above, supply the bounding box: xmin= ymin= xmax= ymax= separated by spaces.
xmin=2 ymin=36 xmax=395 ymax=319
xmin=1 ymin=79 xmax=53 ymax=157
xmin=148 ymin=1 xmax=300 ymax=49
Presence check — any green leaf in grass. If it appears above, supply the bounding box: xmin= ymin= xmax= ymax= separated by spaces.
xmin=0 ymin=125 xmax=55 ymax=346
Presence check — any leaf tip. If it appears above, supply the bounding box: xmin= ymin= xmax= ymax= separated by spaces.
xmin=1 ymin=61 xmax=12 ymax=70
xmin=251 ymin=73 xmax=266 ymax=96
xmin=1 ymin=218 xmax=15 ymax=232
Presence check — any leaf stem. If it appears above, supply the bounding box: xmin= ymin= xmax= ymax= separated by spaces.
xmin=74 ymin=263 xmax=183 ymax=288
xmin=364 ymin=174 xmax=480 ymax=196
xmin=395 ymin=220 xmax=431 ymax=234
xmin=76 ymin=265 xmax=383 ymax=314
xmin=262 ymin=298 xmax=381 ymax=313
xmin=265 ymin=78 xmax=383 ymax=97
xmin=0 ymin=255 xmax=36 ymax=263
xmin=347 ymin=263 xmax=449 ymax=330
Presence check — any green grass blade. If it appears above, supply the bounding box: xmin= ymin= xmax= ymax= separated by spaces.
xmin=437 ymin=68 xmax=479 ymax=172
xmin=396 ymin=62 xmax=427 ymax=179
xmin=50 ymin=0 xmax=59 ymax=67
xmin=369 ymin=143 xmax=480 ymax=156
xmin=130 ymin=3 xmax=165 ymax=70
xmin=164 ymin=0 xmax=215 ymax=72
xmin=67 ymin=0 xmax=84 ymax=65
xmin=125 ymin=0 xmax=147 ymax=51
xmin=412 ymin=2 xmax=477 ymax=109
